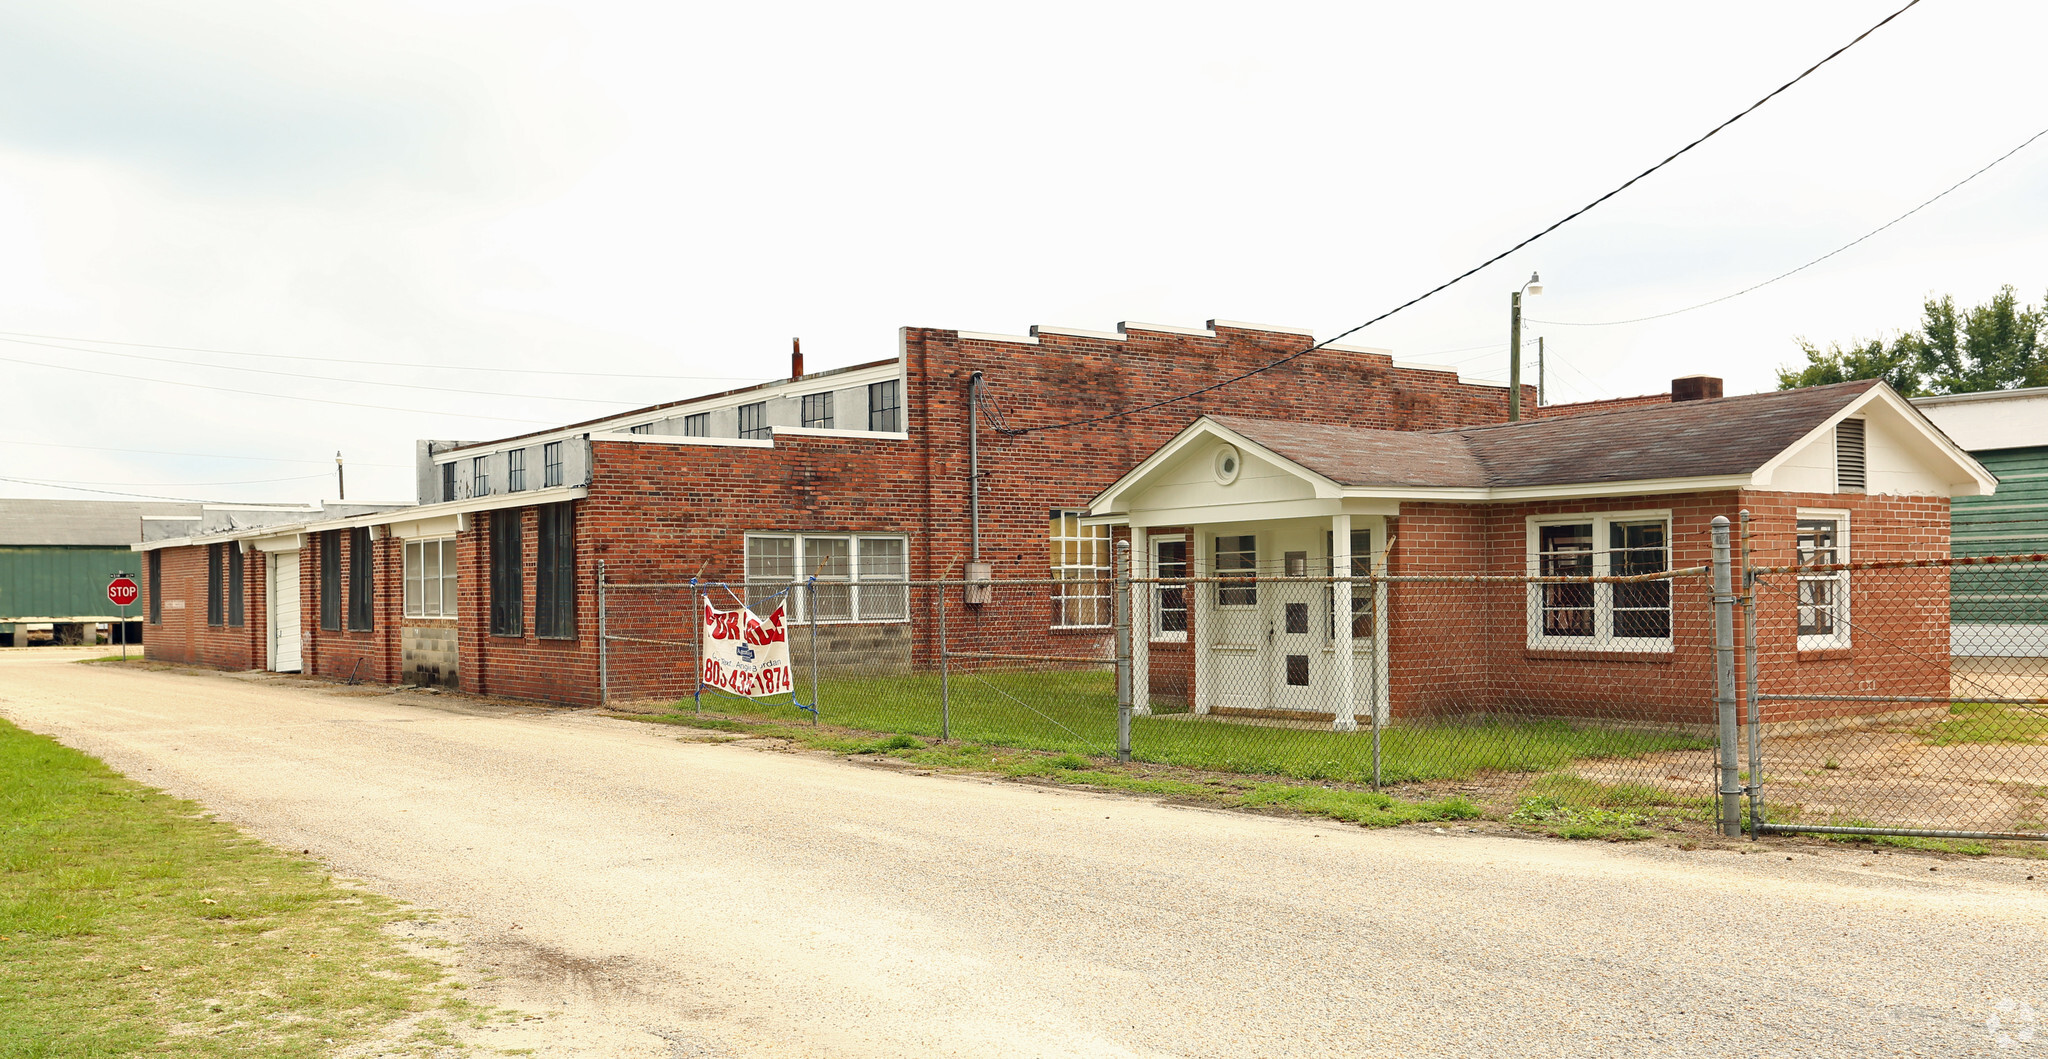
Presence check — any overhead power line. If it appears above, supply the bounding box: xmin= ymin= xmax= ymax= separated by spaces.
xmin=0 ymin=471 xmax=329 ymax=488
xmin=1531 ymin=122 xmax=2048 ymax=327
xmin=0 ymin=351 xmax=555 ymax=425
xmin=0 ymin=328 xmax=768 ymax=383
xmin=989 ymin=0 xmax=1924 ymax=437
xmin=0 ymin=438 xmax=409 ymax=468
xmin=0 ymin=473 xmax=322 ymax=503
xmin=0 ymin=335 xmax=642 ymax=407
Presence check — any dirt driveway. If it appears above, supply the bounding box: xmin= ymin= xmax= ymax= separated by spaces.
xmin=5 ymin=651 xmax=2048 ymax=1058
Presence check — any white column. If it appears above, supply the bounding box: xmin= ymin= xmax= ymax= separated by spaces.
xmin=1332 ymin=513 xmax=1358 ymax=732
xmin=1191 ymin=529 xmax=1211 ymax=715
xmin=1129 ymin=526 xmax=1151 ymax=716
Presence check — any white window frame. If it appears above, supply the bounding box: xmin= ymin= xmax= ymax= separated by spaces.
xmin=1795 ymin=509 xmax=1851 ymax=651
xmin=1525 ymin=509 xmax=1674 ymax=653
xmin=1050 ymin=510 xmax=1111 ymax=628
xmin=403 ymin=537 xmax=460 ymax=619
xmin=1150 ymin=534 xmax=1189 ymax=643
xmin=742 ymin=533 xmax=909 ymax=624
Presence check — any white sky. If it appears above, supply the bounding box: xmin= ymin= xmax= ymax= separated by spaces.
xmin=2 ymin=0 xmax=2043 ymax=504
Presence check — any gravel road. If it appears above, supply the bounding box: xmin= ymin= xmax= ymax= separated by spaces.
xmin=4 ymin=649 xmax=2045 ymax=1058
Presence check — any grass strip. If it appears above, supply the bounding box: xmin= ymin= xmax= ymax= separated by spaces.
xmin=0 ymin=718 xmax=453 ymax=1057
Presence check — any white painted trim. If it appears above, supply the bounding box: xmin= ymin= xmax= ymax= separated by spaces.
xmin=1752 ymin=384 xmax=1997 ymax=497
xmin=1523 ymin=509 xmax=1677 ymax=654
xmin=955 ymin=330 xmax=1039 ymax=345
xmin=133 ymin=486 xmax=590 ymax=550
xmin=1030 ymin=324 xmax=1126 ymax=342
xmin=1118 ymin=320 xmax=1216 ymax=338
xmin=769 ymin=425 xmax=912 ymax=441
xmin=437 ymin=360 xmax=906 ymax=460
xmin=1794 ymin=508 xmax=1853 ymax=651
xmin=1207 ymin=319 xmax=1315 ymax=337
xmin=588 ymin=431 xmax=774 ymax=448
xmin=1912 ymin=384 xmax=2048 ymax=407
xmin=1090 ymin=417 xmax=1346 ymax=514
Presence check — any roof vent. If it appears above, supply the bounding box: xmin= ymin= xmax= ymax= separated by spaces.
xmin=1672 ymin=376 xmax=1723 ymax=402
xmin=1836 ymin=418 xmax=1866 ymax=492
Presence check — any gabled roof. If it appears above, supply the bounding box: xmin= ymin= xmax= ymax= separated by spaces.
xmin=1213 ymin=379 xmax=1883 ymax=489
xmin=1093 ymin=379 xmax=1995 ymax=513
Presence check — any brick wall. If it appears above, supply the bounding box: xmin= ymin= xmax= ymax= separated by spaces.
xmin=302 ymin=530 xmax=401 ymax=686
xmin=140 ymin=543 xmax=267 ymax=671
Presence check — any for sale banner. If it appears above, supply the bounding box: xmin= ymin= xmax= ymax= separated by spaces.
xmin=700 ymin=597 xmax=793 ymax=698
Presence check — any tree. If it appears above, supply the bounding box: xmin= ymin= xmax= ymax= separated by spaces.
xmin=1777 ymin=286 xmax=2046 ymax=395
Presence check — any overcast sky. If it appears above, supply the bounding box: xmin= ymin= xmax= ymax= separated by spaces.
xmin=2 ymin=0 xmax=2043 ymax=504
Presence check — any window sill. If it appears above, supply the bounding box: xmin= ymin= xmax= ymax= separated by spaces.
xmin=537 ymin=634 xmax=579 ymax=642
xmin=1524 ymin=647 xmax=1674 ymax=663
xmin=1797 ymin=647 xmax=1854 ymax=661
xmin=1050 ymin=625 xmax=1111 ymax=634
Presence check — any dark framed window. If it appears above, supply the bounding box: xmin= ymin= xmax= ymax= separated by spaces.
xmin=684 ymin=413 xmax=709 ymax=437
xmin=628 ymin=423 xmax=651 ymax=434
xmin=320 ymin=530 xmax=343 ymax=631
xmin=1214 ymin=535 xmax=1257 ymax=607
xmin=473 ymin=456 xmax=489 ymax=497
xmin=1153 ymin=538 xmax=1188 ymax=638
xmin=801 ymin=392 xmax=833 ymax=429
xmin=536 ymin=503 xmax=576 ymax=639
xmin=206 ymin=544 xmax=225 ymax=626
xmin=543 ymin=441 xmax=563 ymax=487
xmin=507 ymin=448 xmax=526 ymax=491
xmin=868 ymin=380 xmax=901 ymax=432
xmin=441 ymin=461 xmax=457 ymax=501
xmin=490 ymin=510 xmax=524 ymax=637
xmin=347 ymin=527 xmax=374 ymax=631
xmin=228 ymin=545 xmax=245 ymax=627
xmin=148 ymin=550 xmax=162 ymax=624
xmin=738 ymin=402 xmax=769 ymax=440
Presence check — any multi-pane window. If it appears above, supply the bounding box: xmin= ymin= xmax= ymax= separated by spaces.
xmin=1797 ymin=515 xmax=1850 ymax=649
xmin=404 ymin=539 xmax=459 ymax=618
xmin=441 ymin=461 xmax=457 ymax=502
xmin=490 ymin=510 xmax=523 ymax=636
xmin=684 ymin=413 xmax=710 ymax=437
xmin=228 ymin=545 xmax=244 ymax=627
xmin=347 ymin=527 xmax=374 ymax=631
xmin=206 ymin=543 xmax=225 ymax=626
xmin=473 ymin=456 xmax=490 ymax=497
xmin=1050 ymin=510 xmax=1111 ymax=627
xmin=320 ymin=530 xmax=343 ymax=631
xmin=148 ymin=549 xmax=162 ymax=624
xmin=507 ymin=449 xmax=526 ymax=491
xmin=1325 ymin=529 xmax=1373 ymax=639
xmin=743 ymin=535 xmax=909 ymax=622
xmin=1214 ymin=534 xmax=1257 ymax=607
xmin=738 ymin=402 xmax=769 ymax=440
xmin=536 ymin=503 xmax=576 ymax=638
xmin=543 ymin=441 xmax=563 ymax=488
xmin=1152 ymin=537 xmax=1189 ymax=641
xmin=628 ymin=423 xmax=652 ymax=434
xmin=868 ymin=380 xmax=901 ymax=432
xmin=1528 ymin=514 xmax=1673 ymax=650
xmin=801 ymin=392 xmax=834 ymax=429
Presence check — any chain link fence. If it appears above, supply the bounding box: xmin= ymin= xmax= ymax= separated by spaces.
xmin=1747 ymin=546 xmax=2048 ymax=840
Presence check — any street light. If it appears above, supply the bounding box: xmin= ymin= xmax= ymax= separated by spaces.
xmin=1509 ymin=271 xmax=1542 ymax=421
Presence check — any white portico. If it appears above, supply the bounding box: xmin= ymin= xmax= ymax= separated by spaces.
xmin=1089 ymin=418 xmax=1397 ymax=731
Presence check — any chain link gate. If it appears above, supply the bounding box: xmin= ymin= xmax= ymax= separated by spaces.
xmin=1738 ymin=510 xmax=2048 ymax=842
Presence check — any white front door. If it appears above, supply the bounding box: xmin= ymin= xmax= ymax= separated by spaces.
xmin=269 ymin=549 xmax=302 ymax=672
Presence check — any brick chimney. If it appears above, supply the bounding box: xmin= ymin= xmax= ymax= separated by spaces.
xmin=791 ymin=337 xmax=803 ymax=380
xmin=1672 ymin=375 xmax=1723 ymax=402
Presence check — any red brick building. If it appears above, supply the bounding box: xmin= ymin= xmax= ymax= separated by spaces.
xmin=1090 ymin=379 xmax=1994 ymax=728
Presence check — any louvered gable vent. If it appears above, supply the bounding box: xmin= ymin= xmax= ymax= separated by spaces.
xmin=1835 ymin=418 xmax=1866 ymax=492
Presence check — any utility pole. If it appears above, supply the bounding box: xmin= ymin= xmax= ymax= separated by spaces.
xmin=336 ymin=451 xmax=345 ymax=500
xmin=1508 ymin=271 xmax=1542 ymax=422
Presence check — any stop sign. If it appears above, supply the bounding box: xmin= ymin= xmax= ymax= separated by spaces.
xmin=108 ymin=577 xmax=139 ymax=608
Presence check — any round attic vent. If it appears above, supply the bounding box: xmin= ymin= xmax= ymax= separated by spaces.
xmin=1213 ymin=445 xmax=1241 ymax=485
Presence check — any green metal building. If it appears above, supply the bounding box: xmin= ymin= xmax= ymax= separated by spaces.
xmin=1915 ymin=387 xmax=2048 ymax=655
xmin=0 ymin=500 xmax=201 ymax=646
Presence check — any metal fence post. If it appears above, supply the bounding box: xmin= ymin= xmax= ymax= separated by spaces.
xmin=808 ymin=577 xmax=819 ymax=726
xmin=1712 ymin=515 xmax=1742 ymax=837
xmin=691 ymin=581 xmax=703 ymax=717
xmin=1115 ymin=540 xmax=1133 ymax=764
xmin=597 ymin=560 xmax=609 ymax=706
xmin=1740 ymin=509 xmax=1762 ymax=839
xmin=937 ymin=586 xmax=952 ymax=742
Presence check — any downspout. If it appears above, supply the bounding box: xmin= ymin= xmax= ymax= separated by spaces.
xmin=968 ymin=371 xmax=983 ymax=563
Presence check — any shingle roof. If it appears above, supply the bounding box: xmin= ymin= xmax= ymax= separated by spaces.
xmin=0 ymin=500 xmax=204 ymax=546
xmin=1211 ymin=380 xmax=1880 ymax=490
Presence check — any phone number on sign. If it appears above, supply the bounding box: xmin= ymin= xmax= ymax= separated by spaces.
xmin=702 ymin=659 xmax=792 ymax=697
